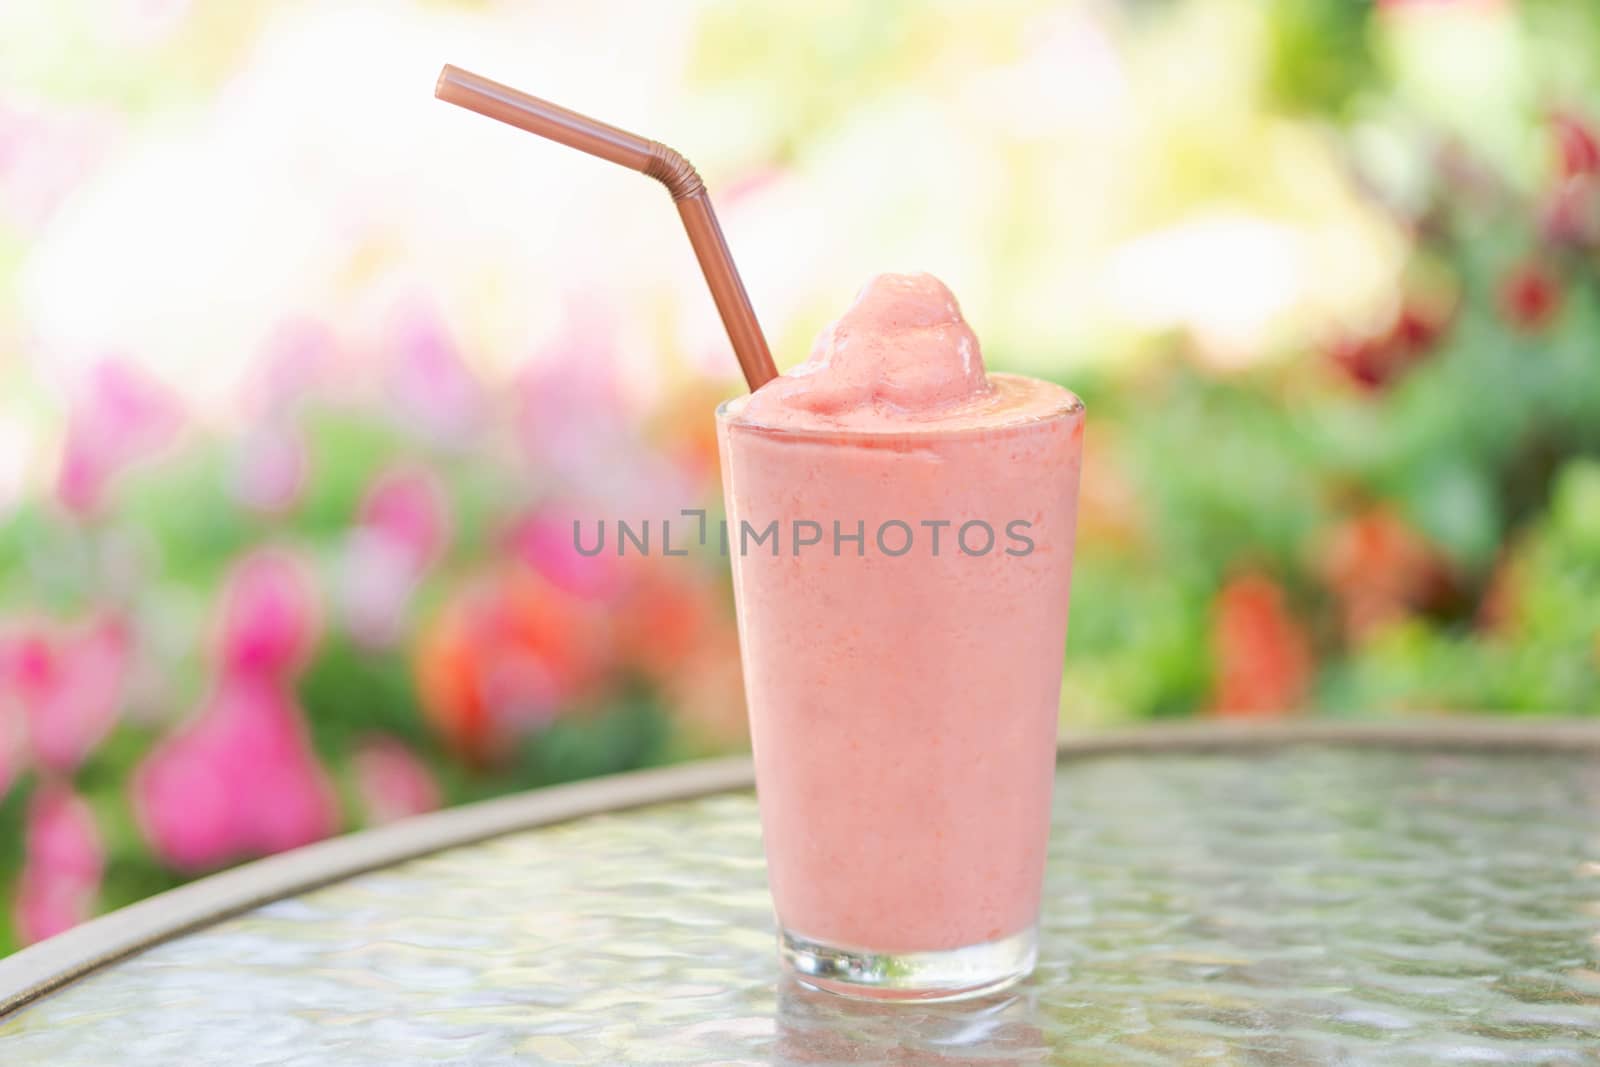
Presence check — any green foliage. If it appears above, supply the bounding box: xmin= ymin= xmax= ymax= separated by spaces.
xmin=424 ymin=688 xmax=677 ymax=808
xmin=293 ymin=414 xmax=411 ymax=542
xmin=1065 ymin=556 xmax=1212 ymax=721
xmin=0 ymin=778 xmax=28 ymax=958
xmin=300 ymin=638 xmax=435 ymax=755
xmin=1264 ymin=0 xmax=1377 ymax=115
xmin=1122 ymin=365 xmax=1327 ymax=585
xmin=116 ymin=450 xmax=256 ymax=589
xmin=0 ymin=506 xmax=96 ymax=614
xmin=520 ymin=687 xmax=675 ymax=789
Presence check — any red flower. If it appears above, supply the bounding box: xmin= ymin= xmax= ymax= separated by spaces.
xmin=1498 ymin=261 xmax=1563 ymax=332
xmin=1553 ymin=111 xmax=1600 ymax=180
xmin=612 ymin=567 xmax=717 ymax=684
xmin=1326 ymin=334 xmax=1393 ymax=391
xmin=1391 ymin=301 xmax=1449 ymax=357
xmin=1317 ymin=508 xmax=1450 ymax=642
xmin=414 ymin=570 xmax=610 ymax=763
xmin=1325 ymin=292 xmax=1452 ymax=392
xmin=1209 ymin=574 xmax=1313 ymax=717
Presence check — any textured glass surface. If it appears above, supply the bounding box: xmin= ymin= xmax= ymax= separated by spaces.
xmin=4 ymin=748 xmax=1600 ymax=1064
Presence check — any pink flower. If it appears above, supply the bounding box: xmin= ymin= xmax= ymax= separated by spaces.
xmin=515 ymin=318 xmax=701 ymax=517
xmin=385 ymin=302 xmax=481 ymax=444
xmin=135 ymin=548 xmax=335 ymax=872
xmin=359 ymin=468 xmax=450 ymax=572
xmin=133 ymin=677 xmax=340 ymax=872
xmin=0 ymin=724 xmax=20 ymax=804
xmin=352 ymin=736 xmax=440 ymax=825
xmin=338 ymin=532 xmax=423 ymax=649
xmin=56 ymin=359 xmax=183 ymax=516
xmin=218 ymin=550 xmax=320 ymax=678
xmin=24 ymin=784 xmax=103 ymax=883
xmin=515 ymin=327 xmax=631 ymax=482
xmin=227 ymin=423 xmax=309 ymax=515
xmin=479 ymin=652 xmax=568 ymax=737
xmin=244 ymin=318 xmax=337 ymax=417
xmin=14 ymin=783 xmax=104 ymax=945
xmin=12 ymin=616 xmax=129 ymax=773
xmin=0 ymin=635 xmax=25 ymax=799
xmin=505 ymin=503 xmax=623 ymax=602
xmin=338 ymin=468 xmax=450 ymax=647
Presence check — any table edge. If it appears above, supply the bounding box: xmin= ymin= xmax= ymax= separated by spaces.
xmin=2 ymin=718 xmax=1596 ymax=1017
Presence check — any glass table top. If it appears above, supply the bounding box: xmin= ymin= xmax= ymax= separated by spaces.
xmin=2 ymin=745 xmax=1598 ymax=1064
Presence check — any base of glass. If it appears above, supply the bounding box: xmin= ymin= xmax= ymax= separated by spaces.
xmin=780 ymin=925 xmax=1037 ymax=1002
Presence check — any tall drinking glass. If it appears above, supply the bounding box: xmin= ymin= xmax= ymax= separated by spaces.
xmin=717 ymin=378 xmax=1084 ymax=1000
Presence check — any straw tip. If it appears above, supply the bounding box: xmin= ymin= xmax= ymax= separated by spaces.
xmin=435 ymin=64 xmax=460 ymax=100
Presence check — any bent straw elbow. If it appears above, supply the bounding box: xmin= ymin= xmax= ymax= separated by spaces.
xmin=643 ymin=143 xmax=706 ymax=202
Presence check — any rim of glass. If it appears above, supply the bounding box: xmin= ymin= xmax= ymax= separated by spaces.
xmin=715 ymin=372 xmax=1084 ymax=441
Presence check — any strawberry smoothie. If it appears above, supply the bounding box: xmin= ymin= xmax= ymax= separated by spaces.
xmin=717 ymin=274 xmax=1083 ymax=999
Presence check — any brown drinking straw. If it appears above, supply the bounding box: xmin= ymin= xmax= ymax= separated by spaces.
xmin=434 ymin=65 xmax=778 ymax=391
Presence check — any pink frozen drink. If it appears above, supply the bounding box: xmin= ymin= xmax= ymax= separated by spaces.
xmin=717 ymin=274 xmax=1083 ymax=999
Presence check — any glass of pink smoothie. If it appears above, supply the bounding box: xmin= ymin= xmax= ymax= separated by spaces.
xmin=717 ymin=274 xmax=1083 ymax=1000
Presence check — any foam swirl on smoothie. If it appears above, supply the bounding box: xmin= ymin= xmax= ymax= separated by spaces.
xmin=731 ymin=273 xmax=1075 ymax=433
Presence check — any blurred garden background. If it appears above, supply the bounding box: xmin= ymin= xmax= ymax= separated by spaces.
xmin=1 ymin=0 xmax=1599 ymax=954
